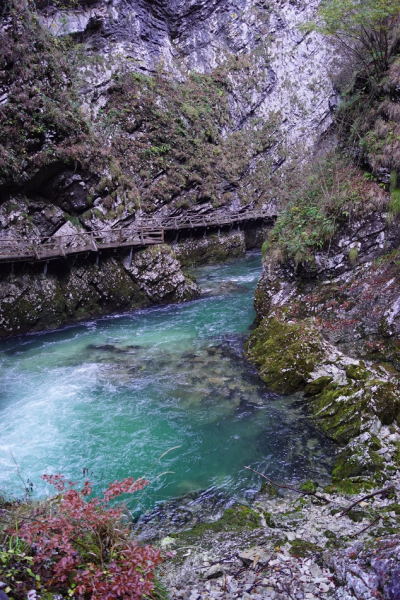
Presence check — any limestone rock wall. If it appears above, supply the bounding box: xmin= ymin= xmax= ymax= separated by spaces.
xmin=0 ymin=0 xmax=337 ymax=335
xmin=41 ymin=0 xmax=336 ymax=156
xmin=0 ymin=245 xmax=199 ymax=337
xmin=247 ymin=205 xmax=400 ymax=490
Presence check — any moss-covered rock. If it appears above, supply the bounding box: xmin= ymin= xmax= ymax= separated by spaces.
xmin=0 ymin=246 xmax=199 ymax=336
xmin=332 ymin=445 xmax=385 ymax=483
xmin=175 ymin=505 xmax=262 ymax=545
xmin=246 ymin=316 xmax=324 ymax=394
xmin=289 ymin=539 xmax=323 ymax=558
xmin=308 ymin=383 xmax=366 ymax=444
xmin=259 ymin=481 xmax=280 ymax=498
xmin=346 ymin=363 xmax=369 ymax=381
xmin=216 ymin=506 xmax=262 ymax=530
xmin=304 ymin=376 xmax=333 ymax=396
xmin=175 ymin=232 xmax=246 ymax=268
xmin=300 ymin=480 xmax=318 ymax=494
xmin=366 ymin=379 xmax=400 ymax=425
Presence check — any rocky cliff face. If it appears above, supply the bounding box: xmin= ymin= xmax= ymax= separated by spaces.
xmin=245 ymin=30 xmax=400 ymax=492
xmin=247 ymin=194 xmax=400 ymax=492
xmin=0 ymin=245 xmax=199 ymax=337
xmin=0 ymin=0 xmax=337 ymax=335
xmin=42 ymin=0 xmax=335 ymax=152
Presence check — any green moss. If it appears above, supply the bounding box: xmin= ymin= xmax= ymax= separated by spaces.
xmin=289 ymin=539 xmax=323 ymax=558
xmin=348 ymin=247 xmax=359 ymax=266
xmin=323 ymin=529 xmax=337 ymax=540
xmin=383 ymin=503 xmax=400 ymax=515
xmin=246 ymin=316 xmax=324 ymax=394
xmin=176 ymin=505 xmax=262 ymax=544
xmin=304 ymin=376 xmax=333 ymax=396
xmin=345 ymin=509 xmax=365 ymax=523
xmin=345 ymin=363 xmax=368 ymax=380
xmin=300 ymin=480 xmax=317 ymax=494
xmin=264 ymin=511 xmax=276 ymax=528
xmin=215 ymin=506 xmax=262 ymax=530
xmin=325 ymin=479 xmax=375 ymax=495
xmin=389 ymin=188 xmax=400 ymax=218
xmin=309 ymin=383 xmax=365 ymax=444
xmin=332 ymin=446 xmax=385 ymax=483
xmin=259 ymin=481 xmax=279 ymax=497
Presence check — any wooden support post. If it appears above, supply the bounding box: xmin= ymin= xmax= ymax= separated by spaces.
xmin=58 ymin=236 xmax=66 ymax=257
xmin=90 ymin=233 xmax=98 ymax=252
xmin=95 ymin=253 xmax=100 ymax=267
xmin=140 ymin=229 xmax=144 ymax=245
xmin=174 ymin=231 xmax=179 ymax=244
xmin=43 ymin=262 xmax=48 ymax=276
xmin=161 ymin=228 xmax=165 ymax=243
xmin=129 ymin=247 xmax=133 ymax=267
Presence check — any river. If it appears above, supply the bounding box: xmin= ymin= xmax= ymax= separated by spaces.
xmin=0 ymin=252 xmax=333 ymax=512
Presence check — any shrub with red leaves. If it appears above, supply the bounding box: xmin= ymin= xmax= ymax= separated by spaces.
xmin=13 ymin=474 xmax=162 ymax=599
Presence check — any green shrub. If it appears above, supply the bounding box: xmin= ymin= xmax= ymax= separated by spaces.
xmin=389 ymin=188 xmax=400 ymax=218
xmin=390 ymin=170 xmax=398 ymax=192
xmin=348 ymin=247 xmax=359 ymax=265
xmin=264 ymin=152 xmax=367 ymax=265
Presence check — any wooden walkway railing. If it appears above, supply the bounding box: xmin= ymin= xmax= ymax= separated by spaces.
xmin=0 ymin=206 xmax=271 ymax=263
xmin=0 ymin=227 xmax=164 ymax=263
xmin=136 ymin=206 xmax=272 ymax=230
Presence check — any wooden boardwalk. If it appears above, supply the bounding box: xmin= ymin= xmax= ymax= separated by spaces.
xmin=0 ymin=206 xmax=271 ymax=263
xmin=136 ymin=206 xmax=272 ymax=230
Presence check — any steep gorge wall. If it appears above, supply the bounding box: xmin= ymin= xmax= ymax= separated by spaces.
xmin=0 ymin=0 xmax=337 ymax=335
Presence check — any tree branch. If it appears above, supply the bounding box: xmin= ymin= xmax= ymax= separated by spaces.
xmin=340 ymin=485 xmax=394 ymax=517
xmin=350 ymin=516 xmax=381 ymax=538
xmin=244 ymin=466 xmax=331 ymax=504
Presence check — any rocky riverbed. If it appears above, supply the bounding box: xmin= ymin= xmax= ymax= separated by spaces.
xmin=142 ymin=477 xmax=400 ymax=600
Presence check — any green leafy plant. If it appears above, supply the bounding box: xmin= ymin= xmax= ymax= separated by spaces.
xmin=263 ymin=153 xmax=368 ymax=266
xmin=348 ymin=246 xmax=359 ymax=265
xmin=308 ymin=0 xmax=400 ymax=80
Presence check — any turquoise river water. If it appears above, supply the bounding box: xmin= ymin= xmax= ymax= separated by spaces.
xmin=0 ymin=253 xmax=333 ymax=512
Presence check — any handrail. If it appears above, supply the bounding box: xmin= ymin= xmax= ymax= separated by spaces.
xmin=0 ymin=206 xmax=270 ymax=263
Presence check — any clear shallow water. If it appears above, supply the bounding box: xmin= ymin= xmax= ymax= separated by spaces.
xmin=0 ymin=253 xmax=333 ymax=511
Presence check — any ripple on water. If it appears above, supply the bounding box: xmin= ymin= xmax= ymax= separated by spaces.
xmin=0 ymin=253 xmax=334 ymax=512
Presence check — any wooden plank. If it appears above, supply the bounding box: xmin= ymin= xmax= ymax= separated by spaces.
xmin=90 ymin=234 xmax=98 ymax=252
xmin=0 ymin=210 xmax=271 ymax=263
xmin=58 ymin=237 xmax=66 ymax=257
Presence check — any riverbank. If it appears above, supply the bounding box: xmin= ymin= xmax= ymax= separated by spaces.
xmin=0 ymin=226 xmax=270 ymax=338
xmin=153 ymin=476 xmax=400 ymax=599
